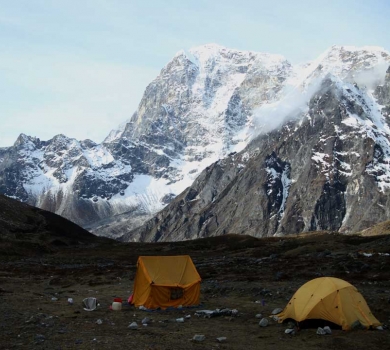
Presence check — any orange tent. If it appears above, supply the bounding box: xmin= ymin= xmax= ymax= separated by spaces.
xmin=276 ymin=277 xmax=381 ymax=330
xmin=132 ymin=255 xmax=201 ymax=310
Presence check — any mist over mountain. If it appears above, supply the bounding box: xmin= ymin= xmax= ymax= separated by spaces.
xmin=1 ymin=44 xmax=389 ymax=241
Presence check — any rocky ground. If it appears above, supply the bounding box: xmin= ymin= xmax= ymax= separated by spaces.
xmin=1 ymin=232 xmax=390 ymax=350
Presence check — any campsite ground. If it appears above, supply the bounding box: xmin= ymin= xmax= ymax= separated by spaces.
xmin=1 ymin=232 xmax=390 ymax=350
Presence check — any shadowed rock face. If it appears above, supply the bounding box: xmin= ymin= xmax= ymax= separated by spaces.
xmin=1 ymin=45 xmax=390 ymax=241
xmin=123 ymin=73 xmax=390 ymax=242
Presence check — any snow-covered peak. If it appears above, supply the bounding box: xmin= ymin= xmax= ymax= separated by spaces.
xmin=326 ymin=45 xmax=387 ymax=55
xmin=187 ymin=43 xmax=287 ymax=69
xmin=104 ymin=118 xmax=130 ymax=143
xmin=287 ymin=45 xmax=390 ymax=90
xmin=13 ymin=133 xmax=40 ymax=148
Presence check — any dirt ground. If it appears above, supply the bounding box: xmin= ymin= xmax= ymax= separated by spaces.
xmin=1 ymin=233 xmax=390 ymax=350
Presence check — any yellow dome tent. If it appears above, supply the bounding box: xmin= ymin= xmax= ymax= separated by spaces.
xmin=276 ymin=277 xmax=381 ymax=330
xmin=132 ymin=255 xmax=201 ymax=310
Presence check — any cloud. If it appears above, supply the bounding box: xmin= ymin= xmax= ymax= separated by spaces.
xmin=352 ymin=62 xmax=389 ymax=90
xmin=249 ymin=77 xmax=323 ymax=138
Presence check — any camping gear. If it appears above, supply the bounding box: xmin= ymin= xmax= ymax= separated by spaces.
xmin=276 ymin=277 xmax=381 ymax=330
xmin=83 ymin=297 xmax=97 ymax=311
xmin=112 ymin=302 xmax=122 ymax=311
xmin=132 ymin=255 xmax=201 ymax=310
xmin=111 ymin=298 xmax=123 ymax=311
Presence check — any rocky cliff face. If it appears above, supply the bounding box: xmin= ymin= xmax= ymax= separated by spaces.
xmin=1 ymin=45 xmax=390 ymax=241
xmin=0 ymin=44 xmax=292 ymax=238
xmin=122 ymin=47 xmax=390 ymax=242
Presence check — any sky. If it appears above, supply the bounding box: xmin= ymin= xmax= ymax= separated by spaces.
xmin=1 ymin=0 xmax=389 ymax=147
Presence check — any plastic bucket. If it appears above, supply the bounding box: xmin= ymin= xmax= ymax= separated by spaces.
xmin=112 ymin=302 xmax=122 ymax=311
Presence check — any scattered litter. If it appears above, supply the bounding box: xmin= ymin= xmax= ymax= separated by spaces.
xmin=195 ymin=308 xmax=239 ymax=318
xmin=255 ymin=314 xmax=263 ymax=319
xmin=51 ymin=297 xmax=58 ymax=301
xmin=96 ymin=319 xmax=103 ymax=325
xmin=83 ymin=297 xmax=97 ymax=311
xmin=216 ymin=337 xmax=227 ymax=342
xmin=139 ymin=305 xmax=147 ymax=310
xmin=192 ymin=334 xmax=205 ymax=342
xmin=67 ymin=298 xmax=74 ymax=305
xmin=376 ymin=326 xmax=384 ymax=331
xmin=176 ymin=318 xmax=184 ymax=323
xmin=112 ymin=302 xmax=122 ymax=311
xmin=185 ymin=314 xmax=191 ymax=319
xmin=285 ymin=328 xmax=295 ymax=335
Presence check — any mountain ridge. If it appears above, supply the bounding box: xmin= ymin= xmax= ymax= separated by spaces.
xmin=1 ymin=44 xmax=389 ymax=240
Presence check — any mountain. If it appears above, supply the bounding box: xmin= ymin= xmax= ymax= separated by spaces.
xmin=0 ymin=194 xmax=100 ymax=256
xmin=0 ymin=44 xmax=389 ymax=241
xmin=122 ymin=46 xmax=390 ymax=242
xmin=0 ymin=44 xmax=292 ymax=238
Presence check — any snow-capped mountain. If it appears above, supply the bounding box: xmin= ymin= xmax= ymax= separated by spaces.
xmin=1 ymin=44 xmax=389 ymax=240
xmin=124 ymin=46 xmax=390 ymax=242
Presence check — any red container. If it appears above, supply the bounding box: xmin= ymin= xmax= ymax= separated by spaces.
xmin=113 ymin=298 xmax=122 ymax=303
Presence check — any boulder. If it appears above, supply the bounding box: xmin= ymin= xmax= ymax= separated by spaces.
xmin=192 ymin=334 xmax=205 ymax=342
xmin=128 ymin=322 xmax=138 ymax=330
xmin=259 ymin=318 xmax=269 ymax=327
xmin=316 ymin=327 xmax=326 ymax=335
xmin=271 ymin=308 xmax=283 ymax=315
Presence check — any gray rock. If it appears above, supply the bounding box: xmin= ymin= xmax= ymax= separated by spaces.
xmin=323 ymin=326 xmax=332 ymax=334
xmin=259 ymin=318 xmax=269 ymax=327
xmin=128 ymin=322 xmax=138 ymax=330
xmin=271 ymin=308 xmax=283 ymax=315
xmin=351 ymin=320 xmax=365 ymax=330
xmin=316 ymin=327 xmax=326 ymax=335
xmin=216 ymin=337 xmax=227 ymax=342
xmin=35 ymin=334 xmax=45 ymax=342
xmin=255 ymin=313 xmax=263 ymax=319
xmin=141 ymin=317 xmax=150 ymax=325
xmin=192 ymin=334 xmax=205 ymax=342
